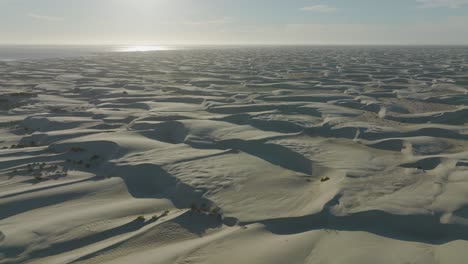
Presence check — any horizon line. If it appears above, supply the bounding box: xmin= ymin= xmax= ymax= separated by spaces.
xmin=1 ymin=43 xmax=468 ymax=47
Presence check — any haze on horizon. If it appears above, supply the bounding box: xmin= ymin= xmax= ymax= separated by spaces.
xmin=1 ymin=0 xmax=468 ymax=46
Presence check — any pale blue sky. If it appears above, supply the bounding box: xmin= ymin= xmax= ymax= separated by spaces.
xmin=1 ymin=0 xmax=468 ymax=45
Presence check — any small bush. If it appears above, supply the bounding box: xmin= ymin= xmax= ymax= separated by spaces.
xmin=321 ymin=177 xmax=330 ymax=182
xmin=136 ymin=215 xmax=145 ymax=221
xmin=160 ymin=210 xmax=170 ymax=217
xmin=209 ymin=207 xmax=220 ymax=216
xmin=70 ymin=147 xmax=84 ymax=153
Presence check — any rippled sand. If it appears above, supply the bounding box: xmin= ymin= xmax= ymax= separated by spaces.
xmin=1 ymin=46 xmax=468 ymax=264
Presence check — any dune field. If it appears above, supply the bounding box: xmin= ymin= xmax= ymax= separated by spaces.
xmin=1 ymin=46 xmax=468 ymax=264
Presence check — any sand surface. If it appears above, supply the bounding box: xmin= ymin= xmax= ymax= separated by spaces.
xmin=1 ymin=46 xmax=468 ymax=263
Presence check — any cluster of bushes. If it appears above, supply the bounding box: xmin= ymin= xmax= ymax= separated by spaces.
xmin=26 ymin=162 xmax=51 ymax=172
xmin=191 ymin=203 xmax=223 ymax=220
xmin=16 ymin=162 xmax=66 ymax=181
xmin=136 ymin=210 xmax=170 ymax=222
xmin=134 ymin=205 xmax=224 ymax=225
xmin=2 ymin=141 xmax=40 ymax=149
xmin=65 ymin=154 xmax=100 ymax=169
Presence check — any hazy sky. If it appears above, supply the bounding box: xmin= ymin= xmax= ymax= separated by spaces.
xmin=1 ymin=0 xmax=468 ymax=45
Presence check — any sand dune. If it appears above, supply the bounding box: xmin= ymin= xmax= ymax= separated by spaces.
xmin=1 ymin=46 xmax=468 ymax=263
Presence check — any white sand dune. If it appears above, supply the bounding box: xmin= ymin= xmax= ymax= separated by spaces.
xmin=1 ymin=47 xmax=468 ymax=263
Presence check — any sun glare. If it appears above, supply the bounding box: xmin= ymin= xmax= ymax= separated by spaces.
xmin=115 ymin=45 xmax=174 ymax=52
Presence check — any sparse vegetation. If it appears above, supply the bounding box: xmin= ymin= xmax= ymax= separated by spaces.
xmin=136 ymin=215 xmax=146 ymax=221
xmin=160 ymin=210 xmax=169 ymax=217
xmin=190 ymin=203 xmax=223 ymax=221
xmin=8 ymin=141 xmax=41 ymax=149
xmin=70 ymin=147 xmax=84 ymax=152
xmin=151 ymin=210 xmax=170 ymax=221
xmin=16 ymin=162 xmax=68 ymax=181
xmin=209 ymin=207 xmax=220 ymax=216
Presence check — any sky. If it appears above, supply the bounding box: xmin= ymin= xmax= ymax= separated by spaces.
xmin=1 ymin=0 xmax=468 ymax=45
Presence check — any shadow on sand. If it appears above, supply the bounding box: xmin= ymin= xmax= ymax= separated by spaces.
xmin=242 ymin=194 xmax=468 ymax=245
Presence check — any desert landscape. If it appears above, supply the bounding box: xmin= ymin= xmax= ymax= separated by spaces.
xmin=1 ymin=46 xmax=468 ymax=263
